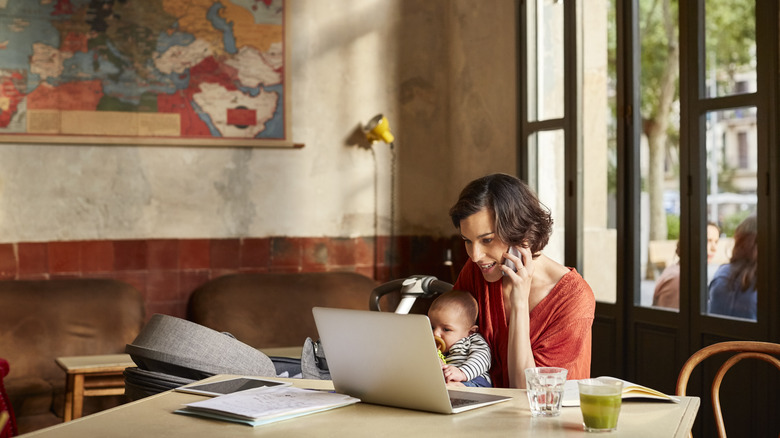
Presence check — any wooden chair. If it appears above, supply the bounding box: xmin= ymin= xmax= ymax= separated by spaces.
xmin=676 ymin=341 xmax=780 ymax=437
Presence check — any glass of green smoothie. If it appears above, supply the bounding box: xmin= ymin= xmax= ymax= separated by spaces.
xmin=578 ymin=378 xmax=623 ymax=432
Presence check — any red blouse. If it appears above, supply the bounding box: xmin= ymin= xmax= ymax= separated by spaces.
xmin=454 ymin=260 xmax=595 ymax=387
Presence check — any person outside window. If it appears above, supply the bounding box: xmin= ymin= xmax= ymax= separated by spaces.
xmin=708 ymin=214 xmax=757 ymax=320
xmin=652 ymin=222 xmax=721 ymax=309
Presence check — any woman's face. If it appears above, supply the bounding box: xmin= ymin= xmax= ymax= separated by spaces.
xmin=459 ymin=208 xmax=510 ymax=283
xmin=706 ymin=224 xmax=720 ymax=263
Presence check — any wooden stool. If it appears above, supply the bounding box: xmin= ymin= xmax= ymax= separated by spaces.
xmin=56 ymin=354 xmax=136 ymax=421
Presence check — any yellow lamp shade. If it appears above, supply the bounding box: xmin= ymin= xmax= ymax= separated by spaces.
xmin=363 ymin=114 xmax=395 ymax=144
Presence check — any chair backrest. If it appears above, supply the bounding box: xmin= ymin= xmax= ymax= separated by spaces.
xmin=187 ymin=272 xmax=378 ymax=348
xmin=676 ymin=341 xmax=780 ymax=437
xmin=0 ymin=279 xmax=145 ymax=384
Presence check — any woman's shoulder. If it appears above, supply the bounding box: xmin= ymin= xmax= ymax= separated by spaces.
xmin=714 ymin=263 xmax=732 ymax=276
xmin=538 ymin=255 xmax=589 ymax=293
xmin=709 ymin=264 xmax=732 ymax=287
xmin=551 ymin=268 xmax=594 ymax=313
xmin=533 ymin=255 xmax=569 ymax=285
xmin=555 ymin=268 xmax=594 ymax=297
xmin=532 ymin=265 xmax=594 ymax=317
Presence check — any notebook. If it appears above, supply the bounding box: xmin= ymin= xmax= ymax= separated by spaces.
xmin=312 ymin=307 xmax=511 ymax=414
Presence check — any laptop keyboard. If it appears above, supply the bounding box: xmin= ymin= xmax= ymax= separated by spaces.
xmin=449 ymin=396 xmax=477 ymax=408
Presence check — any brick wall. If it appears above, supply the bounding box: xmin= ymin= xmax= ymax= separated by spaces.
xmin=0 ymin=236 xmax=464 ymax=319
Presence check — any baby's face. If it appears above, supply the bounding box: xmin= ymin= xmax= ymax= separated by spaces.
xmin=428 ymin=307 xmax=474 ymax=354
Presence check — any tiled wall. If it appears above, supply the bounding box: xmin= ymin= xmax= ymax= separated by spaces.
xmin=0 ymin=236 xmax=464 ymax=320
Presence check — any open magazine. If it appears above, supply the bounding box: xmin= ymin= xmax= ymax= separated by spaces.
xmin=562 ymin=377 xmax=680 ymax=407
xmin=175 ymin=385 xmax=360 ymax=426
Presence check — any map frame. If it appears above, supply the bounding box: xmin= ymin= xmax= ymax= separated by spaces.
xmin=0 ymin=0 xmax=294 ymax=148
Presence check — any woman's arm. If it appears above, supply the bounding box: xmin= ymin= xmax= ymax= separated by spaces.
xmin=502 ymin=246 xmax=537 ymax=388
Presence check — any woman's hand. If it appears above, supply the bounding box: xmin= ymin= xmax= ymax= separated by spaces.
xmin=501 ymin=245 xmax=535 ymax=311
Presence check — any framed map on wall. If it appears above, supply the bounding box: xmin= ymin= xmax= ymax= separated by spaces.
xmin=0 ymin=0 xmax=293 ymax=147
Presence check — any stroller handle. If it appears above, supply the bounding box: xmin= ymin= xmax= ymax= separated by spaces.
xmin=426 ymin=279 xmax=454 ymax=295
xmin=369 ymin=275 xmax=453 ymax=312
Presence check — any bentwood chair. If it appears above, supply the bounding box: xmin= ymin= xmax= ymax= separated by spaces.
xmin=676 ymin=341 xmax=780 ymax=437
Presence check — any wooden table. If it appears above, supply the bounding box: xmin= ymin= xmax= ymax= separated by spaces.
xmin=259 ymin=346 xmax=302 ymax=358
xmin=55 ymin=354 xmax=136 ymax=421
xmin=25 ymin=375 xmax=699 ymax=437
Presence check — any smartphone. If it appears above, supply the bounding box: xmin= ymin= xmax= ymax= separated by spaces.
xmin=503 ymin=246 xmax=522 ymax=272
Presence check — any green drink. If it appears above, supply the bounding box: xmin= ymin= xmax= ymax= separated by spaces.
xmin=578 ymin=378 xmax=623 ymax=432
xmin=580 ymin=393 xmax=621 ymax=430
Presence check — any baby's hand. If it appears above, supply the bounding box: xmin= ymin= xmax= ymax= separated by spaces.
xmin=441 ymin=364 xmax=468 ymax=383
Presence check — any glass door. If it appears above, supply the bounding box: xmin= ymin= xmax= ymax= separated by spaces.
xmin=520 ymin=0 xmax=779 ymax=435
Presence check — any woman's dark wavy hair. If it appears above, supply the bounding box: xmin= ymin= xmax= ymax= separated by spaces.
xmin=448 ymin=173 xmax=553 ymax=256
xmin=727 ymin=214 xmax=757 ymax=293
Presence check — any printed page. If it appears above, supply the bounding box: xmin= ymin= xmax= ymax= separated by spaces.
xmin=178 ymin=386 xmax=359 ymax=423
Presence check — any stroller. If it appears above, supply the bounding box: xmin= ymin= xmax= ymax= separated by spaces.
xmin=124 ymin=275 xmax=452 ymax=398
xmin=301 ymin=275 xmax=453 ymax=379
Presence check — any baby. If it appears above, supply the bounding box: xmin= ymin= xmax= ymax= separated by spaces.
xmin=428 ymin=290 xmax=492 ymax=387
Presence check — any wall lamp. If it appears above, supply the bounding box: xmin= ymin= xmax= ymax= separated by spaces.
xmin=363 ymin=114 xmax=395 ymax=145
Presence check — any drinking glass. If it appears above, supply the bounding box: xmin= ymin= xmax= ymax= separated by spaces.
xmin=524 ymin=367 xmax=568 ymax=417
xmin=578 ymin=378 xmax=624 ymax=432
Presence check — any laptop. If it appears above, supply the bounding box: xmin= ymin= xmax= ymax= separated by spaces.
xmin=312 ymin=307 xmax=511 ymax=414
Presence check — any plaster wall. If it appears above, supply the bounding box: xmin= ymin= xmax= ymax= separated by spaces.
xmin=0 ymin=0 xmax=516 ymax=244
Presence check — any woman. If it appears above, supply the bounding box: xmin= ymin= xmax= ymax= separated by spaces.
xmin=449 ymin=173 xmax=595 ymax=388
xmin=707 ymin=214 xmax=757 ymax=320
